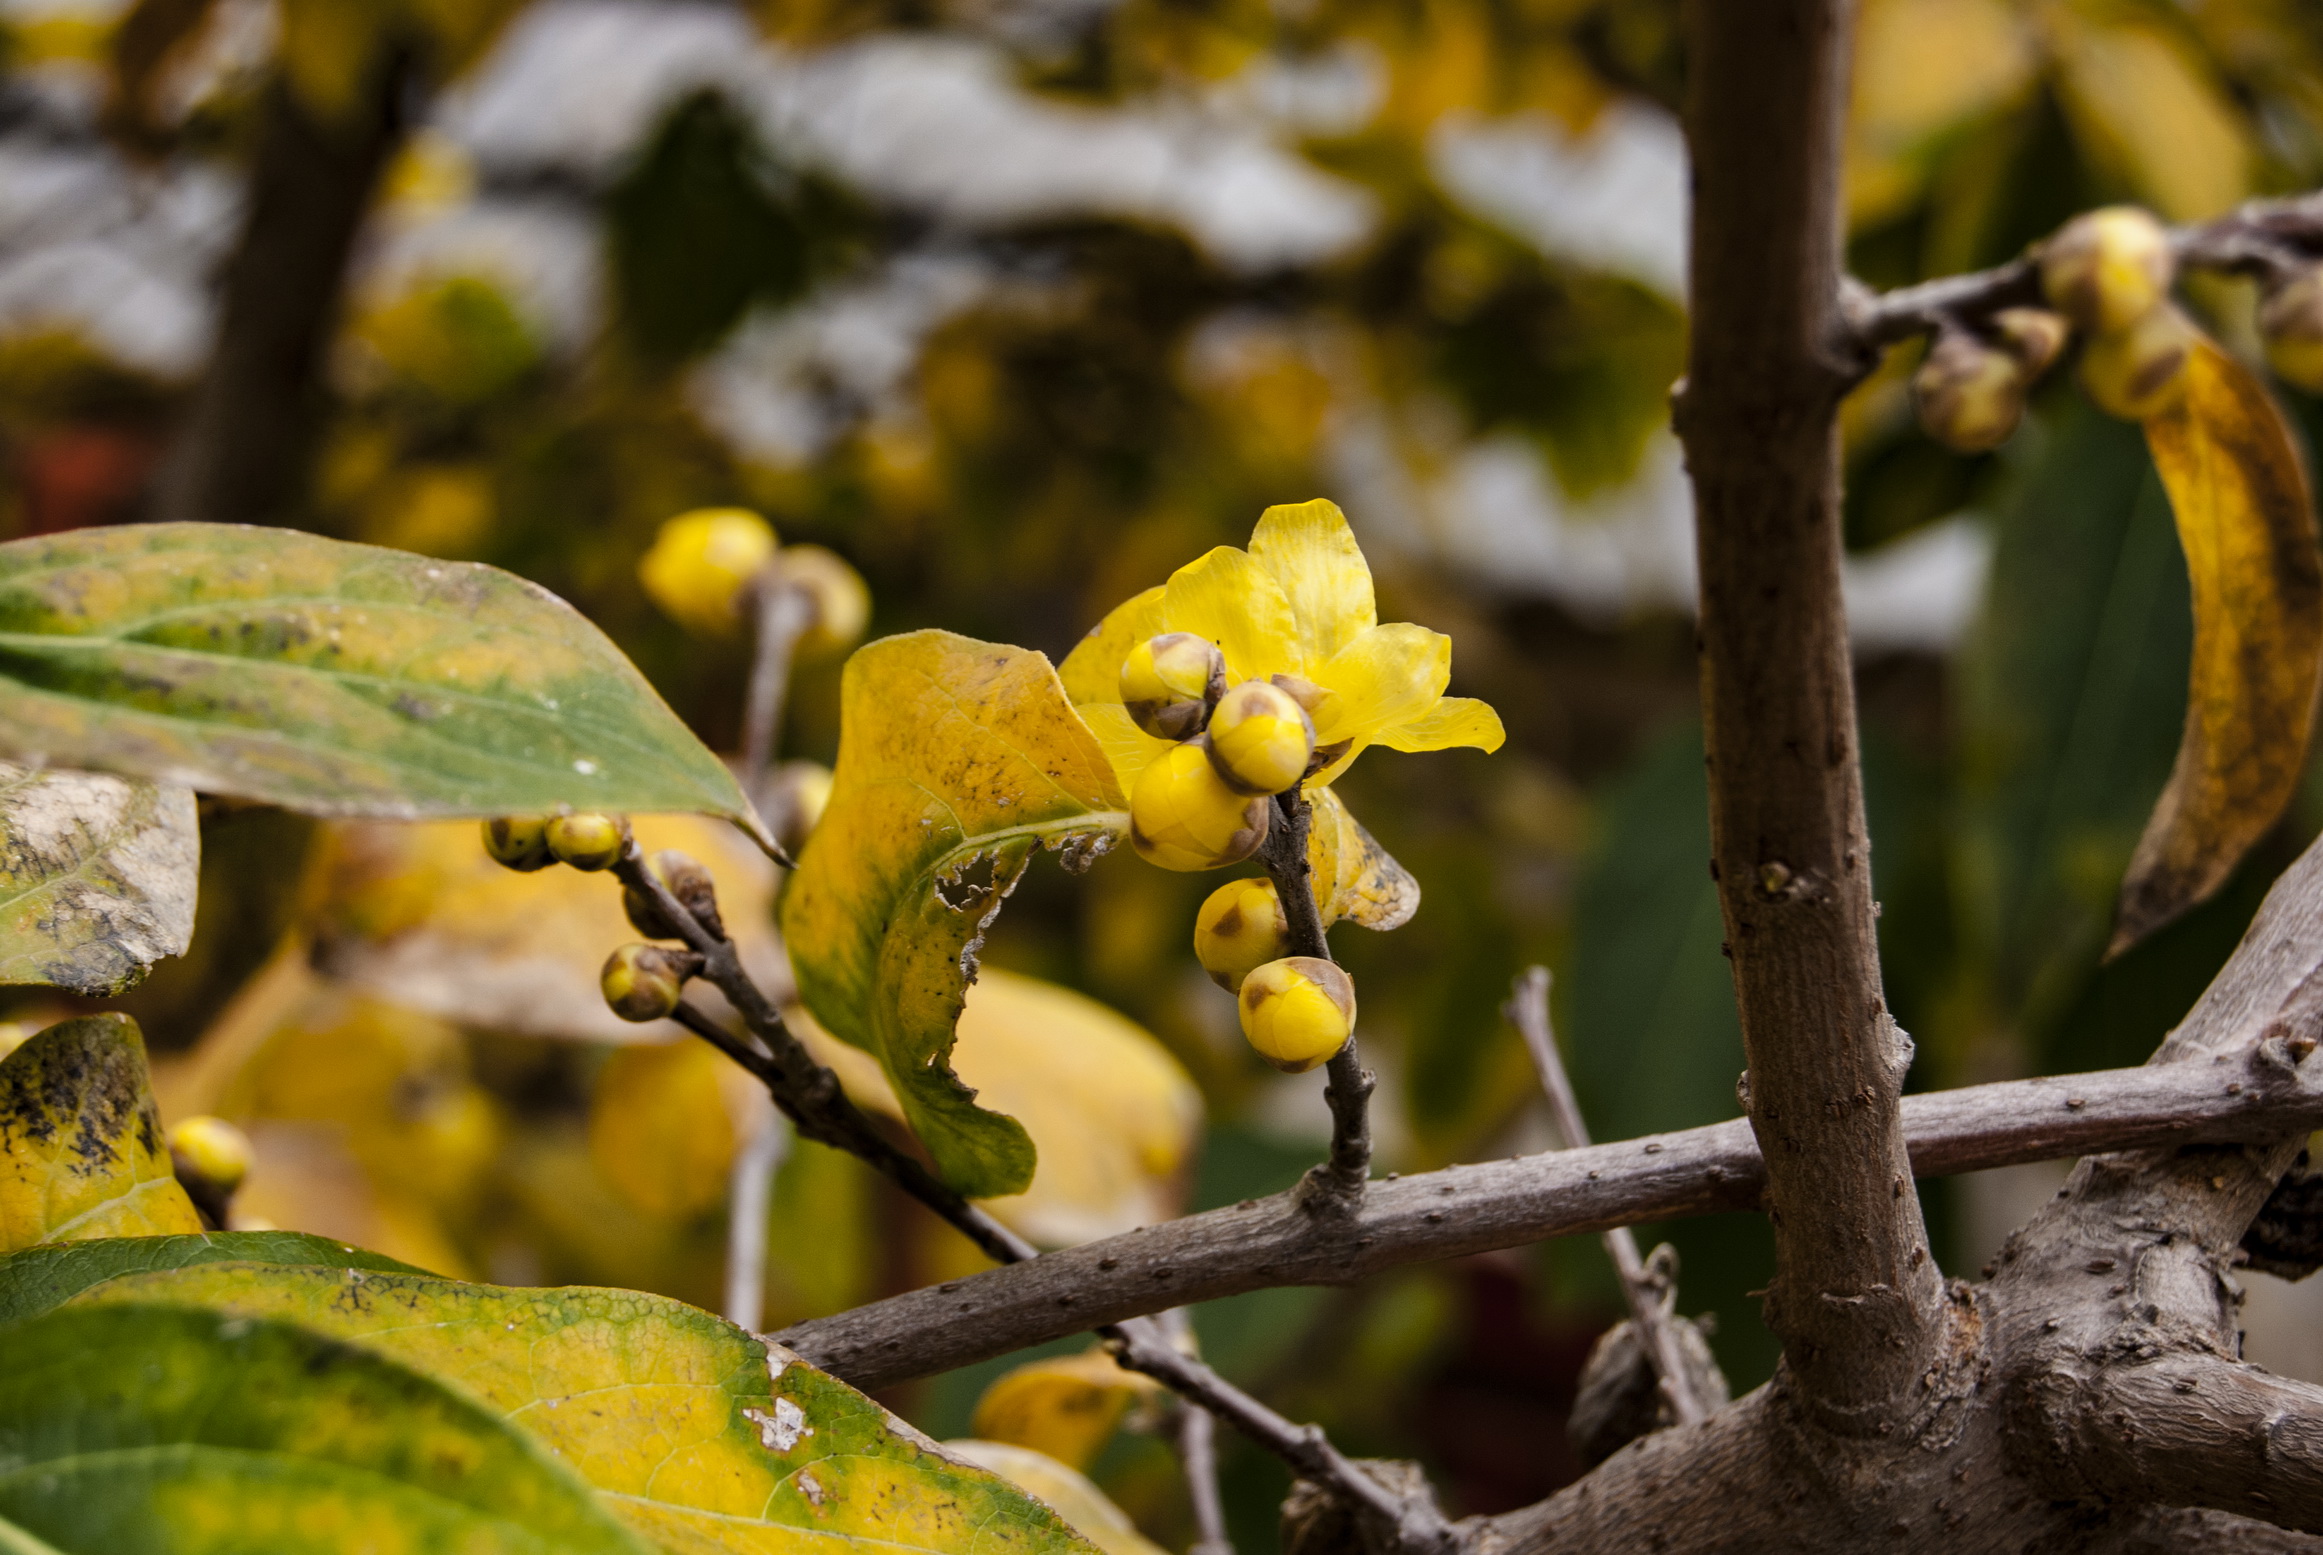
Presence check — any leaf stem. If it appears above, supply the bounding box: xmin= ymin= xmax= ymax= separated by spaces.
xmin=1260 ymin=787 xmax=1372 ymax=1211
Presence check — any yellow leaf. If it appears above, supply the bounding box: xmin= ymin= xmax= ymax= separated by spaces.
xmin=782 ymin=632 xmax=1128 ymax=1198
xmin=0 ymin=1014 xmax=198 ymax=1252
xmin=968 ymin=1350 xmax=1161 ymax=1471
xmin=1308 ymin=787 xmax=1420 ymax=932
xmin=945 ymin=1440 xmax=1170 ymax=1555
xmin=1847 ymin=0 xmax=2035 ymax=226
xmin=587 ymin=1040 xmax=749 ymax=1220
xmin=954 ymin=970 xmax=1202 ymax=1246
xmin=2053 ymin=18 xmax=2251 ymax=221
xmin=2115 ymin=337 xmax=2323 ymax=953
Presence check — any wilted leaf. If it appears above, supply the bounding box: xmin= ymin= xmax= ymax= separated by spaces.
xmin=2112 ymin=339 xmax=2323 ymax=954
xmin=0 ymin=1014 xmax=198 ymax=1252
xmin=968 ymin=1349 xmax=1161 ymax=1471
xmin=303 ymin=814 xmax=785 ymax=1042
xmin=71 ymin=1261 xmax=1102 ymax=1555
xmin=0 ymin=764 xmax=197 ymax=995
xmin=587 ymin=1040 xmax=748 ymax=1219
xmin=0 ymin=523 xmax=764 ymax=843
xmin=0 ymin=1228 xmax=421 ymax=1327
xmin=1308 ymin=786 xmax=1419 ymax=930
xmin=944 ymin=1441 xmax=1169 ymax=1555
xmin=782 ymin=631 xmax=1129 ymax=1198
xmin=0 ymin=1302 xmax=649 ymax=1554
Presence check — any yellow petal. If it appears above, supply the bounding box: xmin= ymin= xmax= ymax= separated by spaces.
xmin=1077 ymin=702 xmax=1176 ymax=795
xmin=1162 ymin=546 xmax=1300 ymax=682
xmin=1313 ymin=622 xmax=1450 ymax=741
xmin=1250 ymin=499 xmax=1376 ymax=665
xmin=1377 ymin=696 xmax=1506 ymax=754
xmin=1059 ymin=585 xmax=1165 ymax=706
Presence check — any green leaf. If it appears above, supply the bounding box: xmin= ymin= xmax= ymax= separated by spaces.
xmin=2114 ymin=338 xmax=2323 ymax=953
xmin=71 ymin=1261 xmax=1102 ymax=1555
xmin=0 ymin=1230 xmax=422 ymax=1327
xmin=0 ymin=765 xmax=197 ymax=995
xmin=781 ymin=631 xmax=1129 ymax=1198
xmin=0 ymin=523 xmax=764 ymax=843
xmin=0 ymin=1014 xmax=199 ymax=1253
xmin=0 ymin=1303 xmax=650 ymax=1555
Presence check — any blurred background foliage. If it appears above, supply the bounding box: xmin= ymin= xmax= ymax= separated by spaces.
xmin=3 ymin=0 xmax=2323 ymax=1544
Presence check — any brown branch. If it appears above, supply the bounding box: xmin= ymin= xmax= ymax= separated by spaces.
xmin=1675 ymin=0 xmax=1943 ymax=1415
xmin=1259 ymin=787 xmax=1371 ymax=1211
xmin=740 ymin=571 xmax=813 ymax=824
xmin=775 ymin=1040 xmax=2323 ymax=1389
xmin=1506 ymin=967 xmax=1710 ymax=1427
xmin=2056 ymin=1357 xmax=2323 ymax=1534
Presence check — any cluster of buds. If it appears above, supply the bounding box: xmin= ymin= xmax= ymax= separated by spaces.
xmin=1193 ymin=876 xmax=1356 ymax=1072
xmin=638 ymin=506 xmax=870 ymax=653
xmin=2038 ymin=206 xmax=2194 ymax=422
xmin=483 ymin=812 xmax=631 ymax=873
xmin=1121 ymin=633 xmax=1342 ymax=872
xmin=1912 ymin=307 xmax=2067 ymax=452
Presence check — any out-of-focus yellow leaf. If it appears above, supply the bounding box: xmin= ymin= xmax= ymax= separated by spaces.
xmin=69 ymin=1262 xmax=1103 ymax=1555
xmin=2115 ymin=337 xmax=2323 ymax=953
xmin=228 ymin=1120 xmax=473 ymax=1277
xmin=782 ymin=632 xmax=1129 ymax=1199
xmin=1847 ymin=0 xmax=2035 ymax=226
xmin=586 ymin=1040 xmax=751 ymax=1220
xmin=1308 ymin=787 xmax=1420 ymax=931
xmin=968 ymin=1349 xmax=1162 ymax=1471
xmin=304 ymin=814 xmax=785 ymax=1043
xmin=944 ymin=1440 xmax=1169 ymax=1555
xmin=0 ymin=1014 xmax=198 ymax=1251
xmin=954 ymin=970 xmax=1201 ymax=1246
xmin=2054 ymin=17 xmax=2252 ymax=221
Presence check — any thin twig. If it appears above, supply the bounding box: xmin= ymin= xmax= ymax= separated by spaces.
xmin=740 ymin=568 xmax=813 ymax=825
xmin=1260 ymin=788 xmax=1372 ymax=1210
xmin=1161 ymin=1311 xmax=1235 ymax=1555
xmin=1505 ymin=967 xmax=1707 ymax=1428
xmin=724 ymin=1097 xmax=789 ymax=1331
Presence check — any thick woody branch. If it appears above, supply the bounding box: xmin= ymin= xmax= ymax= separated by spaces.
xmin=777 ymin=1043 xmax=2323 ymax=1389
xmin=1260 ymin=788 xmax=1372 ymax=1211
xmin=2059 ymin=1358 xmax=2323 ymax=1534
xmin=1677 ymin=0 xmax=1943 ymax=1413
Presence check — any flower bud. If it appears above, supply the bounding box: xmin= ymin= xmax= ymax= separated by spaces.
xmin=1129 ymin=741 xmax=1270 ymax=871
xmin=2260 ymin=268 xmax=2323 ymax=394
xmin=780 ymin=545 xmax=872 ymax=656
xmin=640 ymin=507 xmax=776 ymax=637
xmin=1991 ymin=307 xmax=2069 ymax=378
xmin=1205 ymin=680 xmax=1316 ymax=795
xmin=167 ymin=1115 xmax=254 ymax=1195
xmin=624 ymin=850 xmax=725 ymax=941
xmin=2078 ymin=303 xmax=2196 ymax=420
xmin=546 ymin=812 xmax=629 ymax=871
xmin=1195 ymin=877 xmax=1291 ymax=992
xmin=1121 ymin=633 xmax=1227 ymax=741
xmin=1913 ymin=329 xmax=2027 ymax=453
xmin=601 ymin=943 xmax=702 ymax=1022
xmin=482 ymin=816 xmax=552 ymax=872
xmin=2040 ymin=206 xmax=2175 ymax=334
xmin=1237 ymin=956 xmax=1355 ymax=1073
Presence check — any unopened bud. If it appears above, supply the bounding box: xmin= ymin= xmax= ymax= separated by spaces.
xmin=1129 ymin=741 xmax=1270 ymax=871
xmin=1121 ymin=633 xmax=1227 ymax=741
xmin=482 ymin=816 xmax=552 ymax=872
xmin=780 ymin=545 xmax=872 ymax=656
xmin=1205 ymin=681 xmax=1317 ymax=795
xmin=1914 ymin=329 xmax=2027 ymax=453
xmin=2078 ymin=303 xmax=2196 ymax=421
xmin=2260 ymin=268 xmax=2323 ymax=394
xmin=2040 ymin=207 xmax=2175 ymax=334
xmin=168 ymin=1115 xmax=253 ymax=1195
xmin=623 ymin=850 xmax=725 ymax=941
xmin=1990 ymin=307 xmax=2069 ymax=378
xmin=639 ymin=508 xmax=777 ymax=637
xmin=601 ymin=943 xmax=703 ymax=1022
xmin=1195 ymin=877 xmax=1291 ymax=992
xmin=1238 ymin=956 xmax=1355 ymax=1073
xmin=546 ymin=813 xmax=628 ymax=871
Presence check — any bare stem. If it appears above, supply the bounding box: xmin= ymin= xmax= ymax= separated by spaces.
xmin=1162 ymin=1310 xmax=1235 ymax=1555
xmin=724 ymin=1098 xmax=788 ymax=1331
xmin=740 ymin=570 xmax=813 ymax=825
xmin=1506 ymin=967 xmax=1707 ymax=1428
xmin=1261 ymin=788 xmax=1372 ymax=1210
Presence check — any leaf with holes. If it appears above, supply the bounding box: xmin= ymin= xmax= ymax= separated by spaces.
xmin=0 ymin=1014 xmax=198 ymax=1252
xmin=0 ymin=523 xmax=766 ymax=845
xmin=0 ymin=765 xmax=197 ymax=995
xmin=2114 ymin=338 xmax=2323 ymax=953
xmin=781 ymin=631 xmax=1128 ymax=1198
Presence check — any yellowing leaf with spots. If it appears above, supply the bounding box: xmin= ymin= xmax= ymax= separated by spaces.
xmin=0 ymin=764 xmax=197 ymax=995
xmin=0 ymin=1014 xmax=198 ymax=1252
xmin=0 ymin=1302 xmax=650 ymax=1554
xmin=69 ymin=1261 xmax=1102 ymax=1555
xmin=781 ymin=631 xmax=1129 ymax=1198
xmin=2113 ymin=339 xmax=2323 ymax=953
xmin=0 ymin=524 xmax=765 ymax=845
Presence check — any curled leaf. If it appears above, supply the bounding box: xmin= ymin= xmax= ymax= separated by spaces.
xmin=0 ymin=1014 xmax=198 ymax=1252
xmin=0 ymin=765 xmax=196 ymax=995
xmin=2113 ymin=337 xmax=2323 ymax=954
xmin=968 ymin=1349 xmax=1161 ymax=1471
xmin=1308 ymin=786 xmax=1419 ymax=930
xmin=782 ymin=632 xmax=1128 ymax=1198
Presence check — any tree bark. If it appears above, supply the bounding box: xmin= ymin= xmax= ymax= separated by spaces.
xmin=154 ymin=63 xmax=408 ymax=528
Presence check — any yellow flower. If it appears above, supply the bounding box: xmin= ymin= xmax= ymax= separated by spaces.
xmin=1060 ymin=499 xmax=1503 ymax=798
